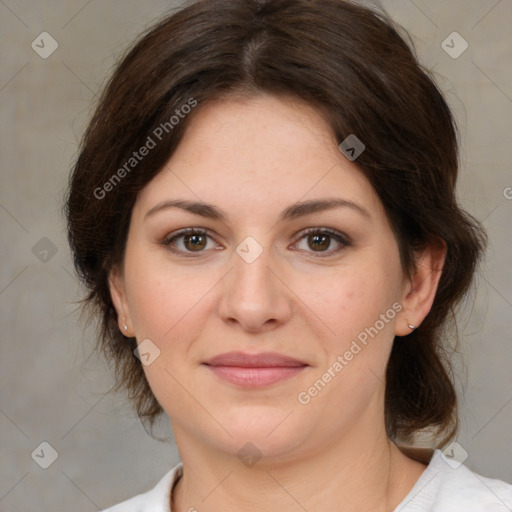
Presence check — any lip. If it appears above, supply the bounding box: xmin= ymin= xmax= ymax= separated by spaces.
xmin=203 ymin=351 xmax=308 ymax=388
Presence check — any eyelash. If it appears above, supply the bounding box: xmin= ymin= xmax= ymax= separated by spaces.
xmin=161 ymin=227 xmax=351 ymax=258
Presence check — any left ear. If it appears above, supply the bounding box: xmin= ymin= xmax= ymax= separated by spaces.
xmin=395 ymin=237 xmax=447 ymax=336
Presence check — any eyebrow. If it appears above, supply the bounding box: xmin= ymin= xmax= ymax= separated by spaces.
xmin=144 ymin=197 xmax=371 ymax=223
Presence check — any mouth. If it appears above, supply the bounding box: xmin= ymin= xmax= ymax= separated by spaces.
xmin=202 ymin=351 xmax=309 ymax=388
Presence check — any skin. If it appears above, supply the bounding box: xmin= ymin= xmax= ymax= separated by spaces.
xmin=109 ymin=93 xmax=446 ymax=512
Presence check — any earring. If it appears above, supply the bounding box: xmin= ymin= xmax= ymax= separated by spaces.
xmin=408 ymin=323 xmax=416 ymax=331
xmin=123 ymin=317 xmax=128 ymax=332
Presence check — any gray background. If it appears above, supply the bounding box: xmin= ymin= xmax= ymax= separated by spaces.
xmin=1 ymin=0 xmax=511 ymax=510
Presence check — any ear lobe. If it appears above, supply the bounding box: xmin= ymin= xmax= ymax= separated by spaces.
xmin=108 ymin=267 xmax=134 ymax=336
xmin=395 ymin=237 xmax=447 ymax=336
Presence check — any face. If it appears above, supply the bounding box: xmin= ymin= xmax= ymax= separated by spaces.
xmin=110 ymin=93 xmax=424 ymax=463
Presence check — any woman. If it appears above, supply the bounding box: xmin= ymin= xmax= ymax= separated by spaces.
xmin=64 ymin=0 xmax=512 ymax=510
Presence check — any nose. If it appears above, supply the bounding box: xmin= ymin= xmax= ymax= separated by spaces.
xmin=217 ymin=241 xmax=293 ymax=333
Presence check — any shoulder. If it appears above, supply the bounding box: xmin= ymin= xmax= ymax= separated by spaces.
xmin=396 ymin=448 xmax=512 ymax=511
xmin=102 ymin=463 xmax=183 ymax=512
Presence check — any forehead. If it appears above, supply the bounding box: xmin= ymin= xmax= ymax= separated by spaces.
xmin=133 ymin=93 xmax=383 ymax=223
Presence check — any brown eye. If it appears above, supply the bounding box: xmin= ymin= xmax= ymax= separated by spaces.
xmin=294 ymin=228 xmax=350 ymax=257
xmin=307 ymin=233 xmax=331 ymax=251
xmin=183 ymin=233 xmax=207 ymax=251
xmin=163 ymin=228 xmax=217 ymax=256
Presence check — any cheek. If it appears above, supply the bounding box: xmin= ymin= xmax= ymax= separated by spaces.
xmin=124 ymin=254 xmax=220 ymax=355
xmin=299 ymin=263 xmax=398 ymax=347
xmin=298 ymin=266 xmax=399 ymax=416
xmin=123 ymin=260 xmax=217 ymax=412
xmin=132 ymin=278 xmax=201 ymax=337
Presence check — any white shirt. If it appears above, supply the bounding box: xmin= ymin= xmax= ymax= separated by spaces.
xmin=102 ymin=448 xmax=512 ymax=511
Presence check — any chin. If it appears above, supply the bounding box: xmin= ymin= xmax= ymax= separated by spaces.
xmin=212 ymin=408 xmax=309 ymax=459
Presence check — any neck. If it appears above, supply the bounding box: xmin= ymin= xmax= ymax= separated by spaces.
xmin=171 ymin=418 xmax=426 ymax=512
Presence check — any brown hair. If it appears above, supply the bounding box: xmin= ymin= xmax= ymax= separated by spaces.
xmin=64 ymin=0 xmax=486 ymax=446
